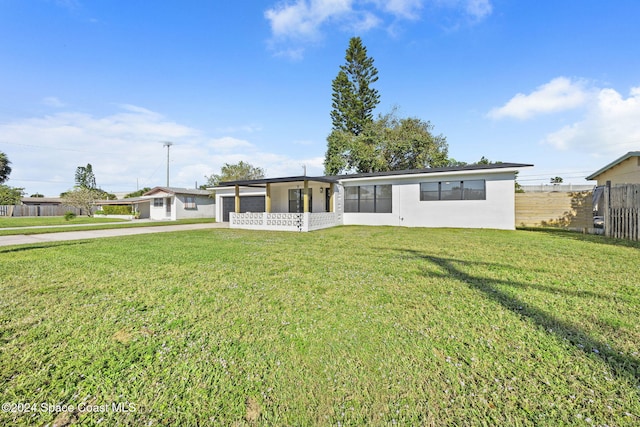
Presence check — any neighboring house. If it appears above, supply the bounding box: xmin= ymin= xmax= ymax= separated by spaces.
xmin=96 ymin=197 xmax=151 ymax=219
xmin=214 ymin=163 xmax=532 ymax=232
xmin=21 ymin=197 xmax=63 ymax=206
xmin=586 ymin=151 xmax=640 ymax=186
xmin=144 ymin=187 xmax=215 ymax=221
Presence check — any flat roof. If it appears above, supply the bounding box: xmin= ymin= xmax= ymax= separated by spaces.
xmin=217 ymin=175 xmax=339 ymax=188
xmin=215 ymin=163 xmax=533 ymax=188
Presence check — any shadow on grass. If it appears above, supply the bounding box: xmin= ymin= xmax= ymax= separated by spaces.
xmin=396 ymin=249 xmax=640 ymax=384
xmin=519 ymin=227 xmax=640 ymax=250
xmin=0 ymin=241 xmax=90 ymax=254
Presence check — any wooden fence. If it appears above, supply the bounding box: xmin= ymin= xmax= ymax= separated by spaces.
xmin=0 ymin=205 xmax=87 ymax=217
xmin=604 ymin=184 xmax=640 ymax=240
xmin=515 ymin=191 xmax=593 ymax=231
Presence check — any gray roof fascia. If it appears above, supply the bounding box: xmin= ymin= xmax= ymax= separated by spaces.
xmin=585 ymin=151 xmax=640 ymax=181
xmin=215 ymin=163 xmax=533 ymax=188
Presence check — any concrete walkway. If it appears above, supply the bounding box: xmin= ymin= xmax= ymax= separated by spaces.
xmin=0 ymin=222 xmax=228 ymax=247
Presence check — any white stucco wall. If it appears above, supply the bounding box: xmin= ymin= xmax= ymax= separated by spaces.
xmin=340 ymin=171 xmax=517 ymax=230
xmin=148 ymin=192 xmax=214 ymax=220
xmin=214 ymin=169 xmax=521 ymax=230
xmin=149 ymin=191 xmax=174 ymax=220
xmin=174 ymin=194 xmax=215 ymax=219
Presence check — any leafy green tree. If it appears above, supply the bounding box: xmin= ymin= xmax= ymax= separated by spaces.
xmin=204 ymin=161 xmax=265 ymax=187
xmin=0 ymin=151 xmax=12 ymax=184
xmin=125 ymin=187 xmax=152 ymax=198
xmin=30 ymin=193 xmax=45 ymax=198
xmin=61 ymin=187 xmax=101 ymax=216
xmin=75 ymin=163 xmax=97 ymax=189
xmin=325 ymin=109 xmax=449 ymax=174
xmin=550 ymin=176 xmax=563 ymax=184
xmin=0 ymin=185 xmax=24 ymax=204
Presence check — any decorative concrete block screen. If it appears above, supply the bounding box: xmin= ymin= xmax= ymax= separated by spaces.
xmin=230 ymin=212 xmax=339 ymax=232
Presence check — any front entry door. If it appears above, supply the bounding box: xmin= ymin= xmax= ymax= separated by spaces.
xmin=165 ymin=197 xmax=172 ymax=216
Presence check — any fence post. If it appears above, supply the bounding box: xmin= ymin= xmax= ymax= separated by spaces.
xmin=604 ymin=181 xmax=611 ymax=238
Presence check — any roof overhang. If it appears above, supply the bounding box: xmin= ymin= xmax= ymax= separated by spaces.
xmin=215 ymin=175 xmax=339 ymax=189
xmin=335 ymin=163 xmax=533 ymax=183
xmin=213 ymin=164 xmax=533 ymax=189
xmin=585 ymin=151 xmax=640 ymax=181
xmin=97 ymin=197 xmax=151 ymax=205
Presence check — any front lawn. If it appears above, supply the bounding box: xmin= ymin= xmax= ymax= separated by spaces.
xmin=0 ymin=216 xmax=125 ymax=228
xmin=0 ymin=217 xmax=216 ymax=236
xmin=0 ymin=227 xmax=638 ymax=425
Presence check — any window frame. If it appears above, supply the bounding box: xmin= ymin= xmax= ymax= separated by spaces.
xmin=184 ymin=196 xmax=196 ymax=210
xmin=153 ymin=198 xmax=163 ymax=207
xmin=288 ymin=188 xmax=313 ymax=213
xmin=344 ymin=184 xmax=392 ymax=213
xmin=420 ymin=179 xmax=486 ymax=201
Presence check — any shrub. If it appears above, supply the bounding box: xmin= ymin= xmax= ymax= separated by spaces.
xmin=64 ymin=211 xmax=77 ymax=221
xmin=94 ymin=210 xmax=105 ymax=215
xmin=102 ymin=205 xmax=132 ymax=215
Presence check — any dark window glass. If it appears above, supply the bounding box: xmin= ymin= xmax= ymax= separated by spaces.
xmin=462 ymin=180 xmax=486 ymax=200
xmin=288 ymin=188 xmax=312 ymax=213
xmin=420 ymin=182 xmax=439 ymax=201
xmin=344 ymin=185 xmax=391 ymax=213
xmin=440 ymin=181 xmax=462 ymax=200
xmin=344 ymin=186 xmax=359 ymax=213
xmin=376 ymin=185 xmax=392 ymax=212
xmin=359 ymin=185 xmax=375 ymax=213
xmin=154 ymin=198 xmax=163 ymax=207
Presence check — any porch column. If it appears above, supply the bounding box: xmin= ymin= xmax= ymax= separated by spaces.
xmin=329 ymin=183 xmax=335 ymax=213
xmin=234 ymin=185 xmax=240 ymax=213
xmin=303 ymin=180 xmax=309 ymax=213
xmin=266 ymin=183 xmax=272 ymax=213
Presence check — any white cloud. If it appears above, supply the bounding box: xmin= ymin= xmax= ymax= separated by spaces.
xmin=465 ymin=0 xmax=492 ymax=21
xmin=0 ymin=105 xmax=328 ymax=196
xmin=371 ymin=0 xmax=423 ymax=19
xmin=542 ymin=86 xmax=640 ymax=157
xmin=209 ymin=137 xmax=255 ymax=151
xmin=265 ymin=0 xmax=492 ymax=57
xmin=488 ymin=77 xmax=589 ymax=120
xmin=265 ymin=0 xmax=354 ymax=41
xmin=487 ymin=77 xmax=640 ymax=158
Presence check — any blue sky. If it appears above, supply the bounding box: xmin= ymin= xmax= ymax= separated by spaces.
xmin=1 ymin=0 xmax=639 ymax=196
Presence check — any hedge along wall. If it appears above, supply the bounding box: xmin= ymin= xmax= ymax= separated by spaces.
xmin=515 ymin=191 xmax=593 ymax=230
xmin=102 ymin=205 xmax=133 ymax=215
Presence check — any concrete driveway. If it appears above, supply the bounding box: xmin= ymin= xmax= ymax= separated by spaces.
xmin=0 ymin=222 xmax=228 ymax=247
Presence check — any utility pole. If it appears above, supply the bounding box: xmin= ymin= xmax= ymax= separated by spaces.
xmin=162 ymin=141 xmax=173 ymax=187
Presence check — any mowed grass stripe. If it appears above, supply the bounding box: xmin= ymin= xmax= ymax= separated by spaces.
xmin=0 ymin=227 xmax=638 ymax=425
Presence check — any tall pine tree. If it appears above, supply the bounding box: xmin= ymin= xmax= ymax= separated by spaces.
xmin=329 ymin=37 xmax=379 ymax=135
xmin=326 ymin=37 xmax=380 ymax=174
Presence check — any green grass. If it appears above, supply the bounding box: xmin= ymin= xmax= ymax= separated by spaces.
xmin=0 ymin=216 xmax=126 ymax=228
xmin=0 ymin=217 xmax=216 ymax=236
xmin=1 ymin=226 xmax=639 ymax=426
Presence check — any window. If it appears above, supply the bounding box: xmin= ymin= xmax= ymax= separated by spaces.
xmin=440 ymin=181 xmax=462 ymax=200
xmin=419 ymin=182 xmax=439 ymax=201
xmin=344 ymin=185 xmax=392 ymax=213
xmin=420 ymin=180 xmax=486 ymax=201
xmin=184 ymin=196 xmax=196 ymax=209
xmin=288 ymin=188 xmax=312 ymax=213
xmin=462 ymin=180 xmax=486 ymax=200
xmin=154 ymin=198 xmax=163 ymax=207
